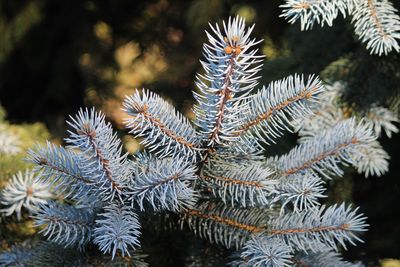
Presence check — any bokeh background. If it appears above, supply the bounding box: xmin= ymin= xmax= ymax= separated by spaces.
xmin=0 ymin=0 xmax=399 ymax=266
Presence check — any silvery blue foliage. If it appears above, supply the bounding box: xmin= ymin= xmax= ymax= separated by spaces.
xmin=0 ymin=170 xmax=52 ymax=220
xmin=240 ymin=236 xmax=292 ymax=267
xmin=294 ymin=81 xmax=399 ymax=141
xmin=280 ymin=0 xmax=400 ymax=55
xmin=0 ymin=16 xmax=391 ymax=266
xmin=123 ymin=90 xmax=203 ymax=159
xmin=292 ymin=250 xmax=366 ymax=267
xmin=267 ymin=203 xmax=368 ymax=252
xmin=274 ymin=171 xmax=326 ymax=212
xmin=180 ymin=202 xmax=270 ymax=249
xmin=32 ymin=201 xmax=94 ymax=247
xmin=272 ymin=118 xmax=387 ymax=179
xmin=201 ymin=163 xmax=276 ymax=207
xmin=192 ymin=16 xmax=264 ymax=146
xmin=367 ymin=106 xmax=399 ymax=137
xmin=27 ymin=141 xmax=93 ymax=199
xmin=280 ymin=0 xmax=355 ymax=30
xmin=352 ymin=0 xmax=400 ymax=55
xmin=94 ymin=204 xmax=141 ymax=259
xmin=128 ymin=153 xmax=198 ymax=212
xmin=236 ymin=74 xmax=323 ymax=148
xmin=65 ymin=108 xmax=130 ymax=201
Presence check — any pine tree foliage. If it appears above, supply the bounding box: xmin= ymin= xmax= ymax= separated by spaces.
xmin=367 ymin=106 xmax=399 ymax=137
xmin=65 ymin=108 xmax=130 ymax=201
xmin=266 ymin=204 xmax=367 ymax=252
xmin=294 ymin=82 xmax=399 ymax=140
xmin=27 ymin=141 xmax=93 ymax=199
xmin=292 ymin=250 xmax=365 ymax=267
xmin=235 ymin=74 xmax=323 ymax=148
xmin=201 ymin=163 xmax=276 ymax=207
xmin=352 ymin=0 xmax=400 ymax=55
xmin=128 ymin=153 xmax=198 ymax=212
xmin=94 ymin=204 xmax=141 ymax=259
xmin=0 ymin=16 xmax=393 ymax=266
xmin=180 ymin=202 xmax=271 ymax=249
xmin=271 ymin=118 xmax=387 ymax=179
xmin=32 ymin=201 xmax=95 ymax=247
xmin=240 ymin=236 xmax=292 ymax=267
xmin=0 ymin=170 xmax=52 ymax=220
xmin=292 ymin=82 xmax=394 ymax=177
xmin=123 ymin=90 xmax=203 ymax=159
xmin=280 ymin=0 xmax=400 ymax=55
xmin=274 ymin=171 xmax=326 ymax=212
xmin=192 ymin=16 xmax=264 ymax=146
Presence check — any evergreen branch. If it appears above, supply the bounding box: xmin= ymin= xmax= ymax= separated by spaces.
xmin=294 ymin=82 xmax=398 ymax=141
xmin=352 ymin=0 xmax=400 ymax=55
xmin=201 ymin=163 xmax=277 ymax=207
xmin=181 ymin=202 xmax=269 ymax=249
xmin=66 ymin=108 xmax=129 ymax=200
xmin=193 ymin=16 xmax=264 ymax=147
xmin=274 ymin=171 xmax=326 ymax=212
xmin=240 ymin=235 xmax=292 ymax=267
xmin=123 ymin=90 xmax=202 ymax=159
xmin=129 ymin=153 xmax=198 ymax=212
xmin=367 ymin=106 xmax=399 ymax=137
xmin=27 ymin=142 xmax=93 ymax=199
xmin=351 ymin=139 xmax=389 ymax=177
xmin=273 ymin=118 xmax=381 ymax=178
xmin=94 ymin=204 xmax=141 ymax=260
xmin=205 ymin=138 xmax=265 ymax=167
xmin=293 ymin=81 xmax=345 ymax=143
xmin=286 ymin=82 xmax=391 ymax=178
xmin=32 ymin=201 xmax=94 ymax=247
xmin=234 ymin=74 xmax=323 ymax=146
xmin=268 ymin=203 xmax=368 ymax=252
xmin=0 ymin=170 xmax=52 ymax=220
xmin=295 ymin=105 xmax=345 ymax=143
xmin=280 ymin=0 xmax=353 ymax=31
xmin=292 ymin=250 xmax=365 ymax=267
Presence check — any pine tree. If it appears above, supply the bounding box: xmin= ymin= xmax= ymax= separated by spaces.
xmin=280 ymin=0 xmax=400 ymax=55
xmin=0 ymin=16 xmax=396 ymax=267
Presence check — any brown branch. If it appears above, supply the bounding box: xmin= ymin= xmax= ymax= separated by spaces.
xmin=38 ymin=158 xmax=93 ymax=185
xmin=208 ymin=57 xmax=235 ymax=144
xmin=268 ymin=223 xmax=350 ymax=236
xmin=201 ymin=174 xmax=263 ymax=188
xmin=186 ymin=209 xmax=264 ymax=233
xmin=293 ymin=2 xmax=311 ymax=10
xmin=134 ymin=104 xmax=200 ymax=149
xmin=78 ymin=128 xmax=122 ymax=191
xmin=368 ymin=0 xmax=389 ymax=39
xmin=279 ymin=138 xmax=359 ymax=177
xmin=233 ymin=86 xmax=317 ymax=137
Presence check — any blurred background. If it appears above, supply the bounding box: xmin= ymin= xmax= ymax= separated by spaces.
xmin=0 ymin=0 xmax=399 ymax=266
